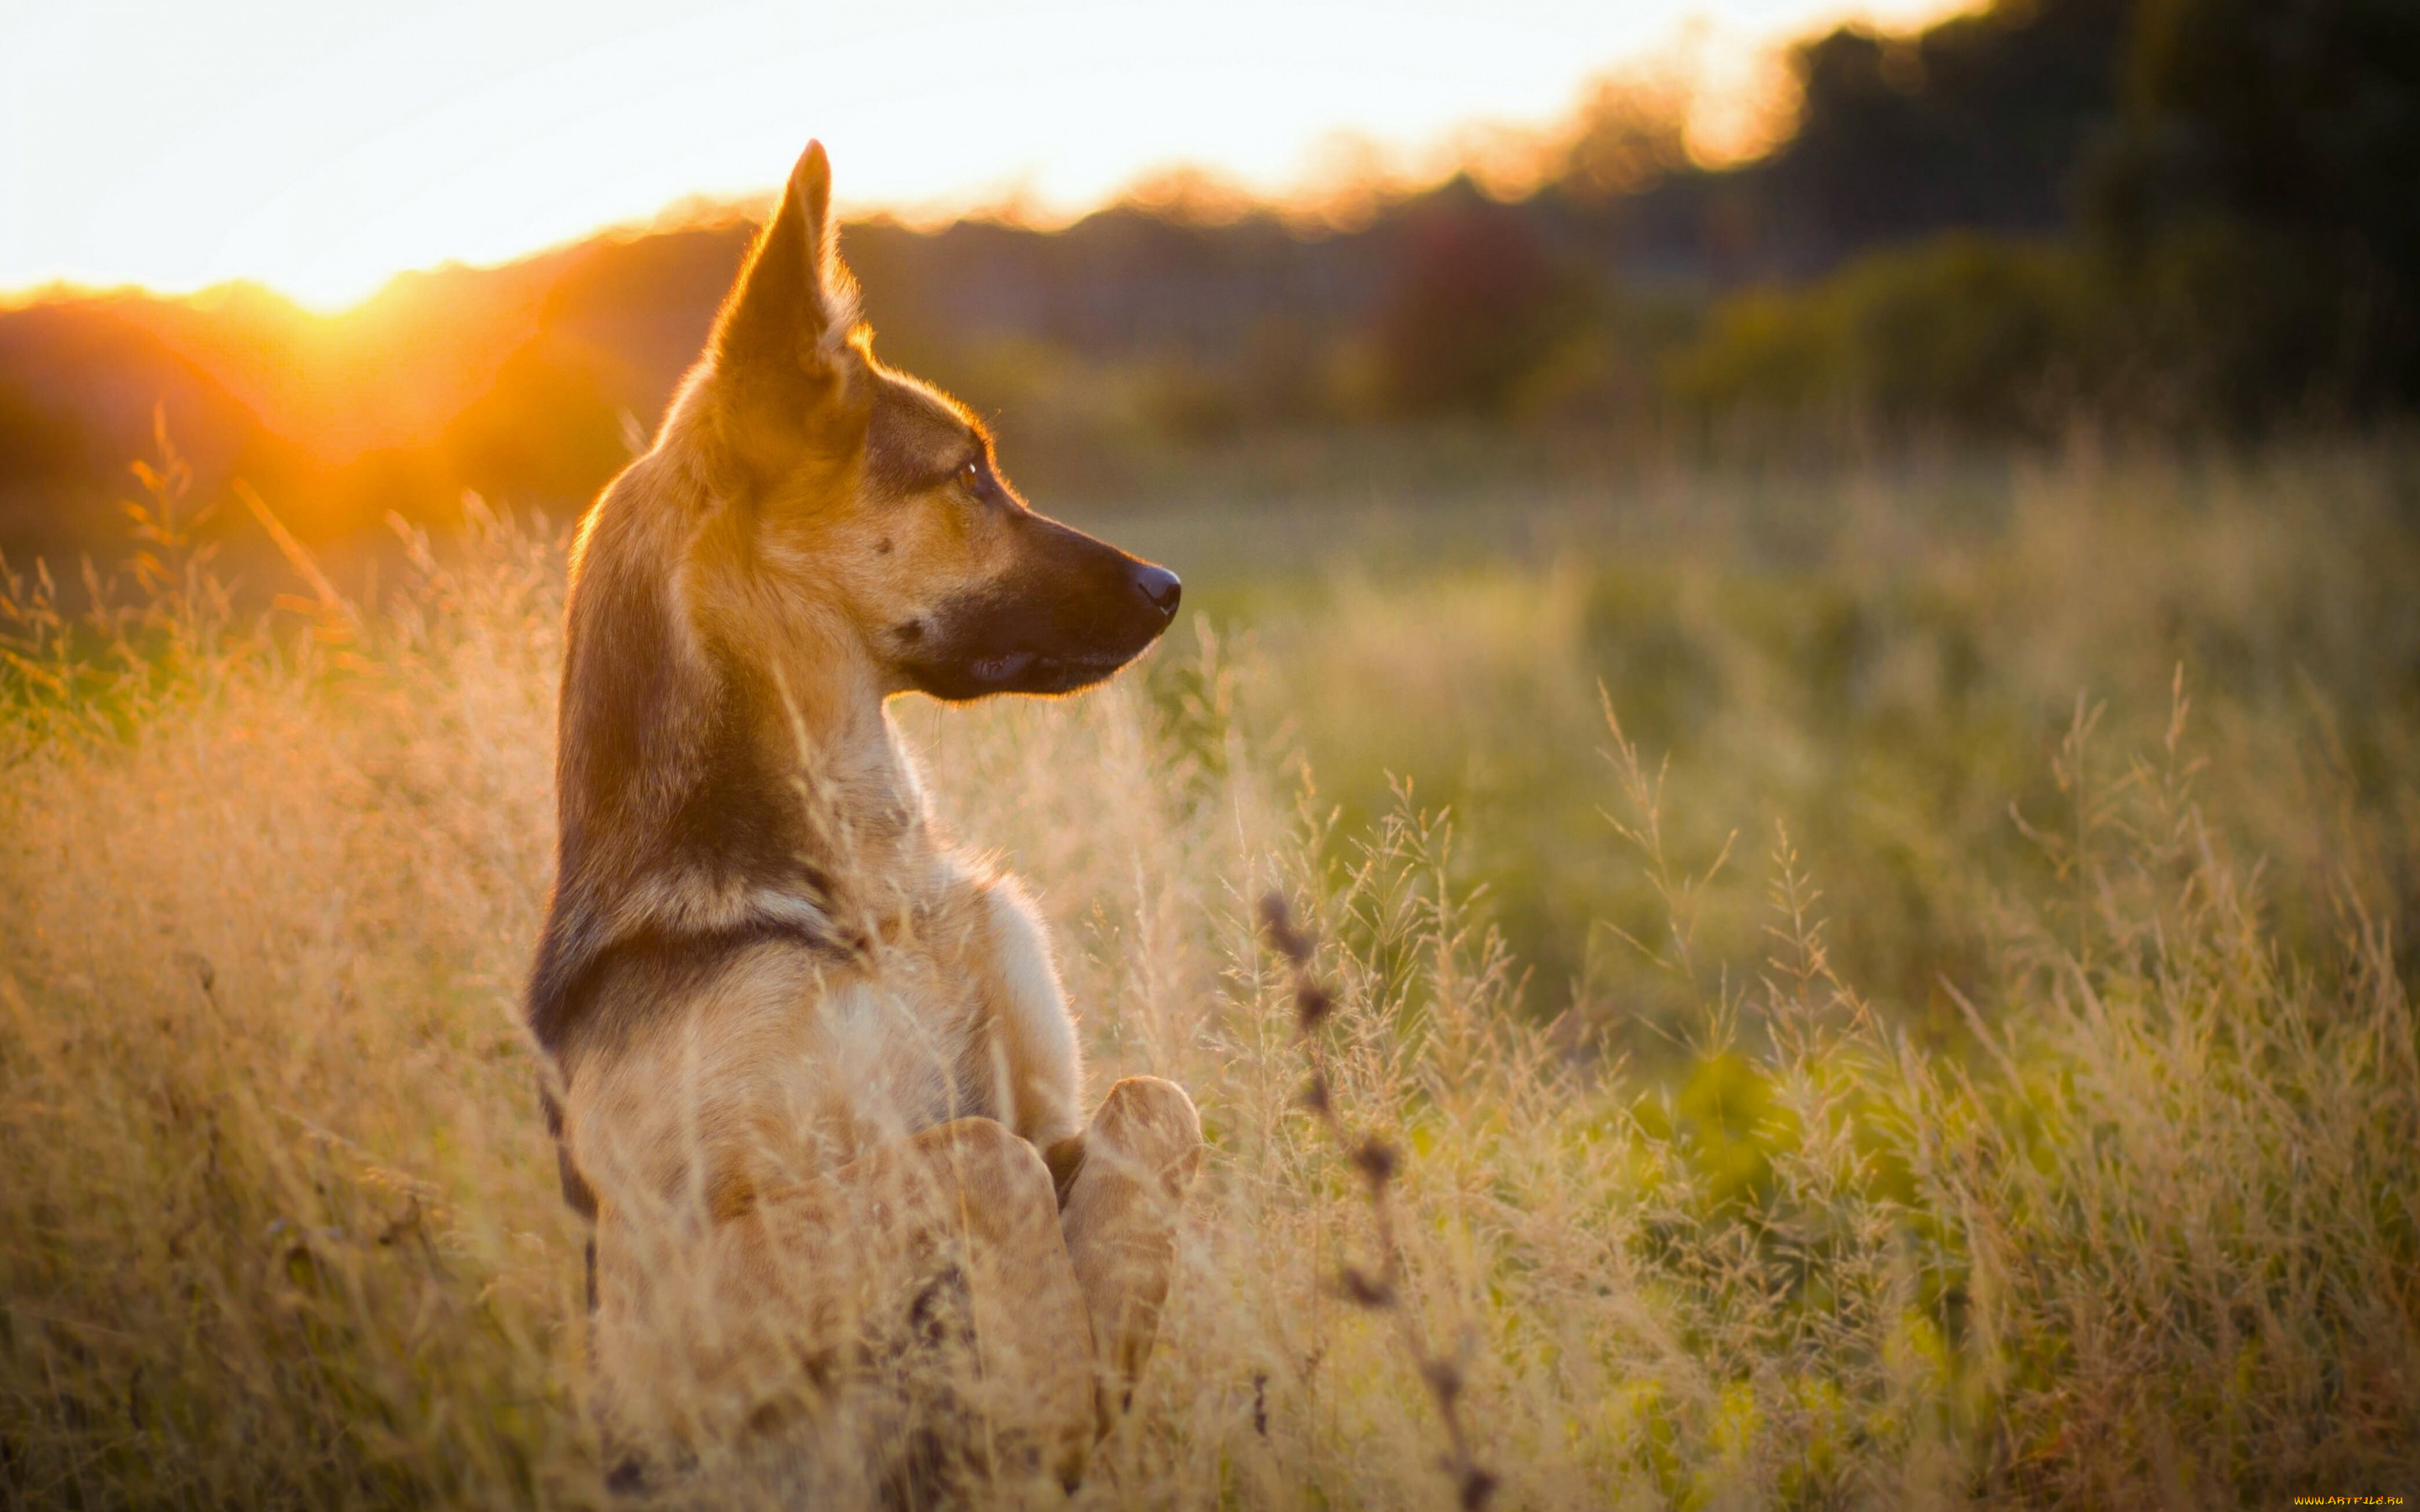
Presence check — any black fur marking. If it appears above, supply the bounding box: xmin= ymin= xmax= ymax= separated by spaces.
xmin=528 ymin=503 xmax=845 ymax=1063
xmin=667 ymin=643 xmax=823 ymax=881
xmin=554 ymin=916 xmax=836 ymax=1060
xmin=901 ymin=513 xmax=1178 ymax=701
xmin=864 ymin=375 xmax=982 ymax=498
xmin=540 ymin=1083 xmax=599 ymax=1220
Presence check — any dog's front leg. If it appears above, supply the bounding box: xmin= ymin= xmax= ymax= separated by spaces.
xmin=968 ymin=879 xmax=1202 ymax=1418
xmin=974 ymin=879 xmax=1086 ymax=1149
xmin=722 ymin=1117 xmax=1102 ymax=1495
xmin=1055 ymin=1076 xmax=1202 ymax=1420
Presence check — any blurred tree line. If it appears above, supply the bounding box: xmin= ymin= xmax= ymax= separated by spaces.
xmin=2 ymin=0 xmax=2415 ymax=556
xmin=850 ymin=0 xmax=2420 ymax=449
xmin=1655 ymin=0 xmax=2420 ymax=431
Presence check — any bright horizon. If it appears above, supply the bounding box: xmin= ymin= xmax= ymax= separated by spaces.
xmin=4 ymin=0 xmax=1966 ymax=314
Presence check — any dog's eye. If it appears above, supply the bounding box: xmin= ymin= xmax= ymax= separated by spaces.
xmin=957 ymin=459 xmax=983 ymax=493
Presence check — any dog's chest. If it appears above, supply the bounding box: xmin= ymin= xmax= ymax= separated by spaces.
xmin=568 ymin=925 xmax=1007 ymax=1211
xmin=786 ymin=958 xmax=997 ymax=1145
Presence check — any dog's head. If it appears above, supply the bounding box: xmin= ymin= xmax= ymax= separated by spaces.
xmin=690 ymin=141 xmax=1178 ymax=701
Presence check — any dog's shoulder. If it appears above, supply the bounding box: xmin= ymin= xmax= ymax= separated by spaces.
xmin=534 ymin=907 xmax=834 ymax=1070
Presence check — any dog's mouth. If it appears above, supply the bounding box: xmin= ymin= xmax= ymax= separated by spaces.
xmin=952 ymin=648 xmax=1140 ymax=697
xmin=897 ymin=518 xmax=1179 ymax=702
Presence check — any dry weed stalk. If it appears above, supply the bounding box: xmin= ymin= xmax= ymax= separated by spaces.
xmin=1256 ymin=890 xmax=1497 ymax=1512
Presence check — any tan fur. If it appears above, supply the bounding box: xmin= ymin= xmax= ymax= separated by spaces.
xmin=525 ymin=141 xmax=1200 ymax=1499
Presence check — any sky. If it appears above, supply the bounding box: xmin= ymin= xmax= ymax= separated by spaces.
xmin=3 ymin=0 xmax=1965 ymax=312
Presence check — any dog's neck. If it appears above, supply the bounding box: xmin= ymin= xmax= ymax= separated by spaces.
xmin=750 ymin=635 xmax=941 ymax=900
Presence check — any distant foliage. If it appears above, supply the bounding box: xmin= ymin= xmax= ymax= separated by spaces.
xmin=1366 ymin=189 xmax=1597 ymax=417
xmin=6 ymin=0 xmax=2420 ymax=566
xmin=1764 ymin=0 xmax=2131 ymax=254
xmin=1665 ymin=234 xmax=2103 ymax=431
xmin=2091 ymin=0 xmax=2420 ymax=412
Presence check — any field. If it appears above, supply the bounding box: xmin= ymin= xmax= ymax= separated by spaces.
xmin=3 ymin=435 xmax=2417 ymax=1507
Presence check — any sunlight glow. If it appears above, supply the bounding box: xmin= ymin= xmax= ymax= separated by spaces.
xmin=3 ymin=0 xmax=1968 ymax=312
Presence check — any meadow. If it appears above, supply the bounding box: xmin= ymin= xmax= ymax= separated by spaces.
xmin=2 ymin=433 xmax=2416 ymax=1507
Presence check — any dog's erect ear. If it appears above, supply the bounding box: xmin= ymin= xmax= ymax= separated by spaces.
xmin=713 ymin=140 xmax=862 ymax=382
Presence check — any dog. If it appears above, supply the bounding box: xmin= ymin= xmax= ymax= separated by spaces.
xmin=523 ymin=140 xmax=1203 ymax=1502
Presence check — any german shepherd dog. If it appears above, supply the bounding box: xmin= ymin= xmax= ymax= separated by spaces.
xmin=525 ymin=141 xmax=1202 ymax=1502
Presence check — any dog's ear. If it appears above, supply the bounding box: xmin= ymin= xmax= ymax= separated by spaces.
xmin=712 ymin=140 xmax=862 ymax=390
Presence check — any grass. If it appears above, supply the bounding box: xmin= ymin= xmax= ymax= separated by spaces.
xmin=2 ymin=437 xmax=2416 ymax=1507
xmin=1095 ymin=437 xmax=2420 ymax=1046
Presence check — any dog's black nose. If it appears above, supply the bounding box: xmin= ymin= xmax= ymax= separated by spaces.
xmin=1131 ymin=564 xmax=1181 ymax=619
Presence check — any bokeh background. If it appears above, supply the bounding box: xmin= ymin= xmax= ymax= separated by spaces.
xmin=3 ymin=1 xmax=2418 ymax=1504
xmin=5 ymin=0 xmax=2417 ymax=556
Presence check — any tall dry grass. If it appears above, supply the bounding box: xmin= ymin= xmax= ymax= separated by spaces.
xmin=2 ymin=443 xmax=2415 ymax=1508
